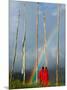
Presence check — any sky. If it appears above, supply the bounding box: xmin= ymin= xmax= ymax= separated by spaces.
xmin=9 ymin=0 xmax=65 ymax=72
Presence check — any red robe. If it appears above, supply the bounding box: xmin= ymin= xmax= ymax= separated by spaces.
xmin=38 ymin=68 xmax=49 ymax=86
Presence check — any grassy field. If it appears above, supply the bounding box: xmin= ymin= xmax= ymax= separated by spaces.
xmin=9 ymin=79 xmax=65 ymax=89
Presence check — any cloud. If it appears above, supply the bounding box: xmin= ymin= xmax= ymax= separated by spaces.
xmin=9 ymin=2 xmax=65 ymax=71
xmin=49 ymin=47 xmax=57 ymax=58
xmin=52 ymin=12 xmax=57 ymax=16
xmin=26 ymin=47 xmax=43 ymax=61
xmin=51 ymin=4 xmax=65 ymax=16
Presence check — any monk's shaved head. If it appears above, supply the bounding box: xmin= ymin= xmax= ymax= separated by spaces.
xmin=42 ymin=66 xmax=44 ymax=70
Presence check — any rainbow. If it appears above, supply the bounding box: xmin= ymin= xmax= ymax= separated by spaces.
xmin=29 ymin=47 xmax=44 ymax=83
xmin=29 ymin=27 xmax=58 ymax=83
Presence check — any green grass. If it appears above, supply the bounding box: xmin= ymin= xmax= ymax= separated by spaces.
xmin=9 ymin=79 xmax=41 ymax=89
xmin=9 ymin=79 xmax=65 ymax=89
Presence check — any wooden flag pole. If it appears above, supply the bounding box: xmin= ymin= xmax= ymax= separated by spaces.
xmin=36 ymin=2 xmax=39 ymax=83
xmin=43 ymin=16 xmax=48 ymax=68
xmin=56 ymin=5 xmax=60 ymax=86
xmin=22 ymin=3 xmax=26 ymax=84
xmin=12 ymin=10 xmax=20 ymax=78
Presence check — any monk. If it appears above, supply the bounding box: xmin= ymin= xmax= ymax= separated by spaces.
xmin=38 ymin=66 xmax=49 ymax=86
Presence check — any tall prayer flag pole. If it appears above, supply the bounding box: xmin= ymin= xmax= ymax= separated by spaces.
xmin=36 ymin=2 xmax=39 ymax=83
xmin=21 ymin=3 xmax=26 ymax=84
xmin=43 ymin=16 xmax=48 ymax=67
xmin=12 ymin=10 xmax=20 ymax=75
xmin=56 ymin=5 xmax=60 ymax=86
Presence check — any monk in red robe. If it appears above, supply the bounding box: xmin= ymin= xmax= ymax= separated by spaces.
xmin=38 ymin=66 xmax=49 ymax=86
